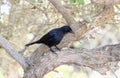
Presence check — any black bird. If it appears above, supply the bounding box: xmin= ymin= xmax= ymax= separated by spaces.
xmin=25 ymin=25 xmax=74 ymax=52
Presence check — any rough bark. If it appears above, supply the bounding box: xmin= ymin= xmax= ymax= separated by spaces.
xmin=24 ymin=43 xmax=120 ymax=78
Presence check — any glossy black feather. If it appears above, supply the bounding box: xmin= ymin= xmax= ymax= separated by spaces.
xmin=25 ymin=25 xmax=74 ymax=52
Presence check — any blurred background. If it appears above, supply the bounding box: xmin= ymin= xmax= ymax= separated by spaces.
xmin=0 ymin=0 xmax=120 ymax=78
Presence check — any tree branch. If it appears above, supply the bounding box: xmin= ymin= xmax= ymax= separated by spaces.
xmin=48 ymin=0 xmax=87 ymax=31
xmin=25 ymin=43 xmax=120 ymax=78
xmin=0 ymin=35 xmax=28 ymax=70
xmin=49 ymin=0 xmax=75 ymax=25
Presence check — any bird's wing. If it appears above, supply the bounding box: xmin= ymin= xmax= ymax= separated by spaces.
xmin=39 ymin=31 xmax=55 ymax=42
xmin=43 ymin=33 xmax=54 ymax=40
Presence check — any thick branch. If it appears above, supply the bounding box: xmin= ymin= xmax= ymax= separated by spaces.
xmin=0 ymin=35 xmax=28 ymax=70
xmin=25 ymin=44 xmax=120 ymax=78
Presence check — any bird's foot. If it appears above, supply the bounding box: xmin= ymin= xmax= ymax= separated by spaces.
xmin=50 ymin=48 xmax=58 ymax=55
xmin=56 ymin=48 xmax=61 ymax=51
xmin=55 ymin=46 xmax=61 ymax=51
xmin=50 ymin=48 xmax=54 ymax=52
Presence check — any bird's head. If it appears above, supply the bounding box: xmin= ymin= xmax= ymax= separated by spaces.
xmin=60 ymin=25 xmax=74 ymax=34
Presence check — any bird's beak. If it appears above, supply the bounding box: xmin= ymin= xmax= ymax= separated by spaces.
xmin=70 ymin=31 xmax=75 ymax=34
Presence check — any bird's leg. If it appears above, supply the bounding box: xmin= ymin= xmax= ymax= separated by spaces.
xmin=55 ymin=45 xmax=61 ymax=51
xmin=50 ymin=47 xmax=54 ymax=52
xmin=49 ymin=47 xmax=58 ymax=55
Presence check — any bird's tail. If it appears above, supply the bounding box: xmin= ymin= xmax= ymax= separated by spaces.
xmin=25 ymin=41 xmax=37 ymax=46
